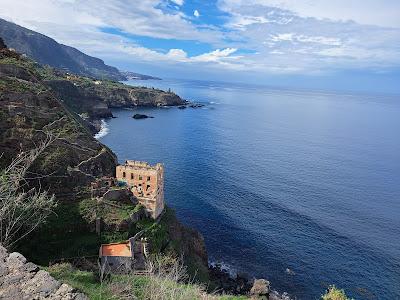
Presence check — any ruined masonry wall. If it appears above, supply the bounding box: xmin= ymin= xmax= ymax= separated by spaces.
xmin=116 ymin=161 xmax=164 ymax=219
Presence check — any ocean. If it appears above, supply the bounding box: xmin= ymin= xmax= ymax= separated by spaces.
xmin=98 ymin=78 xmax=400 ymax=299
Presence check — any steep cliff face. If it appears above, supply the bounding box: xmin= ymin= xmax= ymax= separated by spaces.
xmin=0 ymin=18 xmax=123 ymax=80
xmin=149 ymin=208 xmax=210 ymax=283
xmin=0 ymin=45 xmax=117 ymax=196
xmin=89 ymin=83 xmax=185 ymax=108
xmin=45 ymin=79 xmax=114 ymax=120
xmin=46 ymin=78 xmax=186 ymax=123
xmin=0 ymin=43 xmax=209 ymax=295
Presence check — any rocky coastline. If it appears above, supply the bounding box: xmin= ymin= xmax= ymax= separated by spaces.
xmin=0 ymin=39 xmax=291 ymax=299
xmin=209 ymin=264 xmax=292 ymax=300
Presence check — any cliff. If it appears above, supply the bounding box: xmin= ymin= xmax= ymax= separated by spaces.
xmin=0 ymin=41 xmax=117 ymax=196
xmin=46 ymin=77 xmax=185 ymax=124
xmin=0 ymin=41 xmax=207 ymax=292
xmin=0 ymin=18 xmax=124 ymax=81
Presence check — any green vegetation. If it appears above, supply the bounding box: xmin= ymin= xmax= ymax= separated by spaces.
xmin=79 ymin=197 xmax=140 ymax=227
xmin=322 ymin=286 xmax=352 ymax=300
xmin=47 ymin=260 xmax=248 ymax=300
xmin=16 ymin=197 xmax=142 ymax=265
xmin=0 ymin=76 xmax=48 ymax=94
xmin=16 ymin=202 xmax=100 ymax=265
xmin=47 ymin=263 xmax=114 ymax=300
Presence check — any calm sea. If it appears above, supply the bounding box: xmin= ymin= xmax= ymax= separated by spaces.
xmin=98 ymin=79 xmax=400 ymax=299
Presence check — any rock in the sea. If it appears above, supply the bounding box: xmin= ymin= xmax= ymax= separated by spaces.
xmin=250 ymin=278 xmax=270 ymax=299
xmin=132 ymin=113 xmax=153 ymax=119
xmin=178 ymin=105 xmax=187 ymax=109
xmin=189 ymin=103 xmax=205 ymax=108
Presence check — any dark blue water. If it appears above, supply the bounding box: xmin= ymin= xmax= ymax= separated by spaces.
xmin=99 ymin=79 xmax=400 ymax=299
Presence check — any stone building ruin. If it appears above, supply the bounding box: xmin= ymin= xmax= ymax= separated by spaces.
xmin=116 ymin=160 xmax=164 ymax=219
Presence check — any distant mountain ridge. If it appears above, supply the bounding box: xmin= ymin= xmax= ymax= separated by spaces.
xmin=0 ymin=18 xmax=158 ymax=81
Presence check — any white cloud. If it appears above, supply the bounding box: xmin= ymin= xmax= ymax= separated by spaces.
xmin=170 ymin=0 xmax=184 ymax=6
xmin=219 ymin=0 xmax=400 ymax=28
xmin=167 ymin=48 xmax=188 ymax=60
xmin=217 ymin=0 xmax=400 ymax=73
xmin=0 ymin=0 xmax=399 ymax=76
xmin=0 ymin=0 xmax=221 ymax=43
xmin=269 ymin=33 xmax=341 ymax=46
xmin=192 ymin=48 xmax=238 ymax=62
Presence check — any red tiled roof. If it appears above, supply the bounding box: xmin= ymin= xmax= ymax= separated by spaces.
xmin=100 ymin=241 xmax=132 ymax=257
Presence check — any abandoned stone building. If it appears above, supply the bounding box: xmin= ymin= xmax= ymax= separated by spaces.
xmin=99 ymin=237 xmax=148 ymax=273
xmin=116 ymin=160 xmax=165 ymax=219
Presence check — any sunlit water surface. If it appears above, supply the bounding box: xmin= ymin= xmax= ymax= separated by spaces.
xmin=98 ymin=79 xmax=400 ymax=299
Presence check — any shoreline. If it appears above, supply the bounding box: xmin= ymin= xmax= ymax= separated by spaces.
xmin=93 ymin=107 xmax=293 ymax=300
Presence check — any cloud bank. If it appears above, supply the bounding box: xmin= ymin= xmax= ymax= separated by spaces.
xmin=0 ymin=0 xmax=399 ymax=81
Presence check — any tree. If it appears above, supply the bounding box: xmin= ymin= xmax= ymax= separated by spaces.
xmin=0 ymin=133 xmax=57 ymax=249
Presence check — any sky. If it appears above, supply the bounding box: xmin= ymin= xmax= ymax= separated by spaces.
xmin=1 ymin=0 xmax=400 ymax=93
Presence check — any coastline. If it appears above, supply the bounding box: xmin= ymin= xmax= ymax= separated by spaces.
xmin=95 ymin=107 xmax=293 ymax=300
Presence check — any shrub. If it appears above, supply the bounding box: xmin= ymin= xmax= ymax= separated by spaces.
xmin=322 ymin=285 xmax=352 ymax=300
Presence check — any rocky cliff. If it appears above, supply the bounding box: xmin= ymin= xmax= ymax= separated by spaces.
xmin=0 ymin=18 xmax=124 ymax=81
xmin=0 ymin=18 xmax=163 ymax=81
xmin=0 ymin=40 xmax=117 ymax=196
xmin=0 ymin=245 xmax=87 ymax=299
xmin=0 ymin=41 xmax=207 ymax=288
xmin=46 ymin=77 xmax=186 ymax=125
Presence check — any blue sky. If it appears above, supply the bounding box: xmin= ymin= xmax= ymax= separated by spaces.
xmin=1 ymin=0 xmax=400 ymax=93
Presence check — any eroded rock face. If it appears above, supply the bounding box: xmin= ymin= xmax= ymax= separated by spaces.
xmin=0 ymin=50 xmax=117 ymax=195
xmin=250 ymin=279 xmax=270 ymax=299
xmin=0 ymin=37 xmax=6 ymax=49
xmin=0 ymin=245 xmax=87 ymax=299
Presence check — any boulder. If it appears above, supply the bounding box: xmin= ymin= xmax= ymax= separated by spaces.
xmin=250 ymin=279 xmax=270 ymax=299
xmin=0 ymin=245 xmax=8 ymax=261
xmin=0 ymin=245 xmax=88 ymax=299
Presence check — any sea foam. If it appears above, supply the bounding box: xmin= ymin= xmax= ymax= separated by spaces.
xmin=94 ymin=119 xmax=109 ymax=139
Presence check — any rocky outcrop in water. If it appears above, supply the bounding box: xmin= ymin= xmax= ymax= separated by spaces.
xmin=0 ymin=245 xmax=87 ymax=299
xmin=209 ymin=264 xmax=292 ymax=300
xmin=133 ymin=113 xmax=153 ymax=119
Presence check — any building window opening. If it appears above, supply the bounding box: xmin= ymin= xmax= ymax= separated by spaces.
xmin=122 ymin=172 xmax=126 ymax=178
xmin=139 ymin=176 xmax=142 ymax=180
xmin=131 ymin=173 xmax=134 ymax=180
xmin=147 ymin=176 xmax=151 ymax=181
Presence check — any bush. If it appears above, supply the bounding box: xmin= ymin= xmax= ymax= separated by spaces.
xmin=322 ymin=285 xmax=352 ymax=300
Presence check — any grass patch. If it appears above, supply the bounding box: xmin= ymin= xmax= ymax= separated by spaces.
xmin=47 ymin=261 xmax=249 ymax=300
xmin=47 ymin=263 xmax=114 ymax=299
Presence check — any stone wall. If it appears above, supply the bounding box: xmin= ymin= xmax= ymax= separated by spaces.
xmin=116 ymin=160 xmax=164 ymax=219
xmin=0 ymin=245 xmax=87 ymax=299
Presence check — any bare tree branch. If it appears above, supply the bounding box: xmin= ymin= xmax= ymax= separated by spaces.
xmin=0 ymin=132 xmax=57 ymax=249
